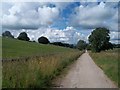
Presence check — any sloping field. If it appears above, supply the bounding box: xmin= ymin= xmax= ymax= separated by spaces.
xmin=2 ymin=37 xmax=79 ymax=59
xmin=2 ymin=37 xmax=83 ymax=88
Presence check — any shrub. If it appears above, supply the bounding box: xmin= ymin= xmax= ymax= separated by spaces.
xmin=2 ymin=31 xmax=14 ymax=38
xmin=17 ymin=32 xmax=30 ymax=41
xmin=38 ymin=36 xmax=50 ymax=44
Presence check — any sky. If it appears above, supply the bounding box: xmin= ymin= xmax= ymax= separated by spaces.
xmin=1 ymin=0 xmax=120 ymax=44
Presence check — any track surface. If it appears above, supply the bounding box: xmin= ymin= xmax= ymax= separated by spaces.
xmin=53 ymin=52 xmax=117 ymax=88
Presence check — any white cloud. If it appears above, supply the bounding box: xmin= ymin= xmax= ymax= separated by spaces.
xmin=110 ymin=31 xmax=119 ymax=40
xmin=2 ymin=2 xmax=59 ymax=29
xmin=70 ymin=2 xmax=118 ymax=31
xmin=38 ymin=6 xmax=59 ymax=25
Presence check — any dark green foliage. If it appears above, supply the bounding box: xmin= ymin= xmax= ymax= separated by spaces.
xmin=2 ymin=31 xmax=14 ymax=38
xmin=76 ymin=40 xmax=87 ymax=50
xmin=17 ymin=32 xmax=30 ymax=41
xmin=101 ymin=42 xmax=113 ymax=50
xmin=88 ymin=27 xmax=113 ymax=52
xmin=113 ymin=44 xmax=120 ymax=48
xmin=50 ymin=42 xmax=75 ymax=48
xmin=86 ymin=44 xmax=91 ymax=50
xmin=38 ymin=36 xmax=50 ymax=44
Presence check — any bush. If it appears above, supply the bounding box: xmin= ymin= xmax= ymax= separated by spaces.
xmin=2 ymin=31 xmax=14 ymax=38
xmin=38 ymin=36 xmax=50 ymax=44
xmin=17 ymin=32 xmax=30 ymax=41
xmin=76 ymin=40 xmax=87 ymax=50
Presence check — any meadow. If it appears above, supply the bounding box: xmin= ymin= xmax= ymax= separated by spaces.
xmin=2 ymin=37 xmax=78 ymax=59
xmin=2 ymin=37 xmax=83 ymax=88
xmin=89 ymin=48 xmax=119 ymax=87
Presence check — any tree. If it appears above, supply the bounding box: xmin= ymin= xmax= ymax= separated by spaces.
xmin=38 ymin=36 xmax=50 ymax=44
xmin=76 ymin=40 xmax=87 ymax=50
xmin=86 ymin=43 xmax=91 ymax=50
xmin=88 ymin=27 xmax=112 ymax=52
xmin=113 ymin=44 xmax=120 ymax=48
xmin=17 ymin=32 xmax=30 ymax=41
xmin=101 ymin=42 xmax=113 ymax=50
xmin=2 ymin=31 xmax=14 ymax=38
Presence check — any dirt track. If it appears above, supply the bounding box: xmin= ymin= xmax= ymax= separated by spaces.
xmin=52 ymin=52 xmax=117 ymax=88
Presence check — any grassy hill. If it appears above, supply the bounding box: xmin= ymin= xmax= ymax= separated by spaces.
xmin=2 ymin=37 xmax=78 ymax=59
xmin=2 ymin=37 xmax=83 ymax=88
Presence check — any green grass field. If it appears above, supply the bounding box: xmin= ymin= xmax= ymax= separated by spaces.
xmin=2 ymin=37 xmax=77 ymax=59
xmin=2 ymin=37 xmax=83 ymax=88
xmin=89 ymin=49 xmax=119 ymax=87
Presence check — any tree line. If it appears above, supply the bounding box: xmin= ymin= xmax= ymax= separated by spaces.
xmin=2 ymin=31 xmax=75 ymax=48
xmin=2 ymin=27 xmax=119 ymax=52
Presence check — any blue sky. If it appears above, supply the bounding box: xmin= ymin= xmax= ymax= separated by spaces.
xmin=1 ymin=1 xmax=119 ymax=44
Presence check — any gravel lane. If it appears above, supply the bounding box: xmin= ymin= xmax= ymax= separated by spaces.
xmin=53 ymin=52 xmax=117 ymax=88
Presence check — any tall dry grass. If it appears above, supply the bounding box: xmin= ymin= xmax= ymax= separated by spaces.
xmin=2 ymin=51 xmax=83 ymax=88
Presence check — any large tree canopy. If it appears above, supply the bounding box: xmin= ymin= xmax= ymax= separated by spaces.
xmin=88 ymin=27 xmax=113 ymax=52
xmin=2 ymin=31 xmax=14 ymax=38
xmin=38 ymin=36 xmax=50 ymax=44
xmin=76 ymin=40 xmax=87 ymax=50
xmin=17 ymin=32 xmax=30 ymax=41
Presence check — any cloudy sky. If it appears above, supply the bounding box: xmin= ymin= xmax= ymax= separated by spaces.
xmin=1 ymin=0 xmax=119 ymax=44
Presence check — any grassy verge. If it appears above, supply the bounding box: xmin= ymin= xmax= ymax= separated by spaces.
xmin=2 ymin=37 xmax=83 ymax=88
xmin=89 ymin=48 xmax=119 ymax=86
